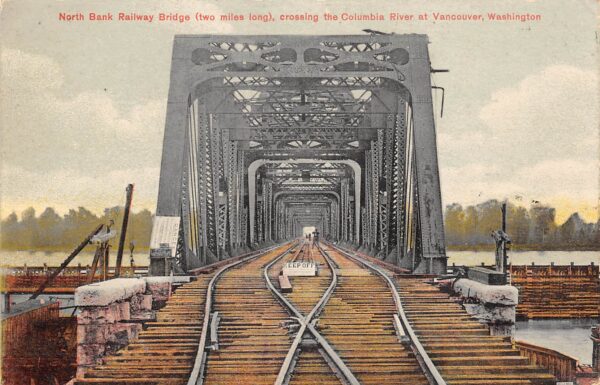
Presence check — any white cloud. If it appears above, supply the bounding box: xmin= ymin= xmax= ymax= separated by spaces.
xmin=1 ymin=48 xmax=166 ymax=175
xmin=446 ymin=159 xmax=596 ymax=203
xmin=440 ymin=163 xmax=524 ymax=206
xmin=439 ymin=64 xmax=598 ymax=221
xmin=514 ymin=159 xmax=597 ymax=202
xmin=479 ymin=65 xmax=598 ymax=165
xmin=0 ymin=48 xmax=166 ymax=216
xmin=1 ymin=48 xmax=64 ymax=91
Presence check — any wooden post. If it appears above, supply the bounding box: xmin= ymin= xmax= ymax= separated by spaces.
xmin=115 ymin=184 xmax=134 ymax=277
xmin=88 ymin=245 xmax=103 ymax=284
xmin=103 ymin=244 xmax=110 ymax=281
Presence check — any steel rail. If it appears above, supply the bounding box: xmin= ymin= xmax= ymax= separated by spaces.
xmin=187 ymin=242 xmax=296 ymax=385
xmin=264 ymin=242 xmax=361 ymax=385
xmin=323 ymin=243 xmax=448 ymax=385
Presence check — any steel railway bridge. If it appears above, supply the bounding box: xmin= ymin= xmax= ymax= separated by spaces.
xmin=71 ymin=35 xmax=561 ymax=385
xmin=152 ymin=34 xmax=446 ymax=275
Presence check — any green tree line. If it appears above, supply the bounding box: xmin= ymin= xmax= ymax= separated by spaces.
xmin=0 ymin=200 xmax=598 ymax=251
xmin=444 ymin=199 xmax=599 ymax=250
xmin=0 ymin=207 xmax=152 ymax=252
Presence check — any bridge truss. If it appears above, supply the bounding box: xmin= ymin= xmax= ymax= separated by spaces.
xmin=153 ymin=34 xmax=447 ymax=274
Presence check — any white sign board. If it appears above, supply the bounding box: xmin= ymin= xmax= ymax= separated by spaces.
xmin=282 ymin=261 xmax=316 ymax=277
xmin=150 ymin=216 xmax=180 ymax=257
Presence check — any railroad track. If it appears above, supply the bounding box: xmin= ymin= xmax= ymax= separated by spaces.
xmin=395 ymin=278 xmax=557 ymax=385
xmin=264 ymin=242 xmax=359 ymax=385
xmin=201 ymin=245 xmax=297 ymax=384
xmin=204 ymin=241 xmax=445 ymax=385
xmin=73 ymin=243 xmax=293 ymax=385
xmin=203 ymin=240 xmax=358 ymax=385
xmin=331 ymin=243 xmax=557 ymax=385
xmin=74 ymin=240 xmax=557 ymax=385
xmin=317 ymin=244 xmax=437 ymax=385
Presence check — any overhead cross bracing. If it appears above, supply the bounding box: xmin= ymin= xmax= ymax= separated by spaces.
xmin=153 ymin=34 xmax=447 ymax=274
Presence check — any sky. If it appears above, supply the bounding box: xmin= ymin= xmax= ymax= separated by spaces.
xmin=0 ymin=0 xmax=598 ymax=225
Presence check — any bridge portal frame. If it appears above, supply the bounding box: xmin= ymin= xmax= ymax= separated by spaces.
xmin=154 ymin=34 xmax=446 ymax=274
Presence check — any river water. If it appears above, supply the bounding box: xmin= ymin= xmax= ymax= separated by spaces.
xmin=1 ymin=249 xmax=598 ymax=267
xmin=515 ymin=318 xmax=597 ymax=364
xmin=447 ymin=250 xmax=599 ymax=267
xmin=447 ymin=250 xmax=598 ymax=365
xmin=0 ymin=249 xmax=150 ymax=267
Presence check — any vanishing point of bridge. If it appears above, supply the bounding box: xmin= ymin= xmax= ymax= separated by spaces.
xmin=66 ymin=35 xmax=570 ymax=385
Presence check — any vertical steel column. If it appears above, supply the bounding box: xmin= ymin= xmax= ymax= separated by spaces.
xmin=180 ymin=142 xmax=193 ymax=270
xmin=325 ymin=208 xmax=329 ymax=238
xmin=156 ymin=39 xmax=191 ymax=218
xmin=225 ymin=135 xmax=238 ymax=253
xmin=361 ymin=207 xmax=368 ymax=248
xmin=256 ymin=198 xmax=263 ymax=245
xmin=279 ymin=200 xmax=285 ymax=240
xmin=385 ymin=113 xmax=399 ymax=262
xmin=241 ymin=207 xmax=248 ymax=246
xmin=348 ymin=198 xmax=355 ymax=244
xmin=396 ymin=102 xmax=409 ymax=263
xmin=331 ymin=200 xmax=338 ymax=241
xmin=209 ymin=114 xmax=224 ymax=260
xmin=274 ymin=199 xmax=279 ymax=241
xmin=235 ymin=148 xmax=243 ymax=248
xmin=370 ymin=135 xmax=383 ymax=251
xmin=282 ymin=202 xmax=286 ymax=240
xmin=216 ymin=127 xmax=228 ymax=258
xmin=286 ymin=208 xmax=291 ymax=239
xmin=405 ymin=35 xmax=447 ymax=274
xmin=340 ymin=179 xmax=349 ymax=242
xmin=263 ymin=179 xmax=273 ymax=242
xmin=196 ymin=105 xmax=209 ymax=264
xmin=378 ymin=128 xmax=390 ymax=256
xmin=363 ymin=151 xmax=371 ymax=247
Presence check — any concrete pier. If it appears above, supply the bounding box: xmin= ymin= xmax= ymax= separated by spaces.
xmin=452 ymin=278 xmax=518 ymax=336
xmin=73 ymin=277 xmax=176 ymax=377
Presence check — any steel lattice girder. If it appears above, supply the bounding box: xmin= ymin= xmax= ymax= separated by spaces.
xmin=155 ymin=34 xmax=446 ymax=275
